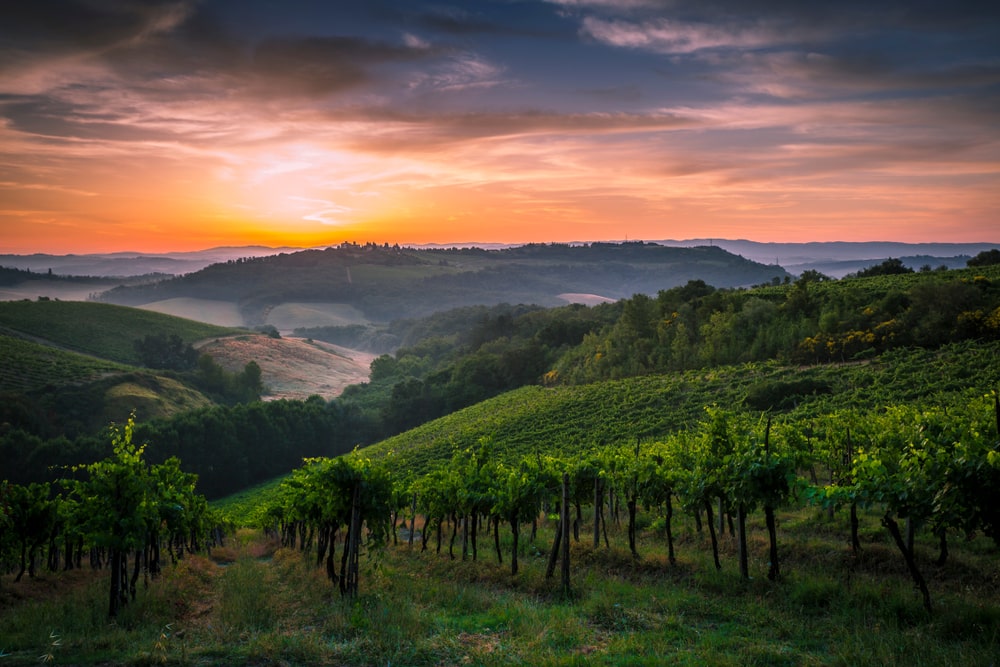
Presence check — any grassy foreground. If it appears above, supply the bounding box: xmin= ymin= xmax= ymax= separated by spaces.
xmin=2 ymin=506 xmax=998 ymax=666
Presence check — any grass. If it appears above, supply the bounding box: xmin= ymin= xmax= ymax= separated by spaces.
xmin=2 ymin=506 xmax=997 ymax=666
xmin=0 ymin=300 xmax=242 ymax=365
xmin=0 ymin=334 xmax=132 ymax=392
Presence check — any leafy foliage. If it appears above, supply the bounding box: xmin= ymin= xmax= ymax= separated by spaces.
xmin=967 ymin=248 xmax=1000 ymax=267
xmin=1 ymin=414 xmax=210 ymax=618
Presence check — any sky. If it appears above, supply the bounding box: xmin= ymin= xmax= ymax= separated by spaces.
xmin=1 ymin=0 xmax=999 ymax=254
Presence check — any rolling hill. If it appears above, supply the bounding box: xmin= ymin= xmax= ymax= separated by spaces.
xmin=96 ymin=242 xmax=791 ymax=327
xmin=354 ymin=339 xmax=1000 ymax=481
xmin=195 ymin=334 xmax=374 ymax=401
xmin=0 ymin=301 xmax=376 ymax=440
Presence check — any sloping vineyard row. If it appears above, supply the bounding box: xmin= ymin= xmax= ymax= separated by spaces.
xmin=255 ymin=391 xmax=999 ymax=611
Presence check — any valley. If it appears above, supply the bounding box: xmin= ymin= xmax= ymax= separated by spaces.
xmin=1 ymin=243 xmax=999 ymax=665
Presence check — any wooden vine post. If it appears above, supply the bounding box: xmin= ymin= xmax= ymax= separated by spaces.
xmin=343 ymin=483 xmax=361 ymax=598
xmin=763 ymin=416 xmax=780 ymax=581
xmin=561 ymin=473 xmax=570 ymax=594
xmin=593 ymin=476 xmax=601 ymax=549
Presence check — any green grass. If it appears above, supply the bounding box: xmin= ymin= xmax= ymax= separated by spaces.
xmin=2 ymin=508 xmax=996 ymax=666
xmin=0 ymin=300 xmax=243 ymax=365
xmin=0 ymin=334 xmax=132 ymax=392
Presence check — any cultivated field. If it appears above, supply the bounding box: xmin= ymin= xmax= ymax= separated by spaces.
xmin=195 ymin=335 xmax=374 ymax=400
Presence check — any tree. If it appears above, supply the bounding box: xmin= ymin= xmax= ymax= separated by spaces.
xmin=492 ymin=456 xmax=557 ymax=575
xmin=67 ymin=414 xmax=154 ymax=617
xmin=279 ymin=451 xmax=393 ymax=597
xmin=967 ymin=249 xmax=1000 ymax=267
xmin=7 ymin=482 xmax=57 ymax=582
xmin=724 ymin=414 xmax=799 ymax=580
xmin=849 ymin=406 xmax=937 ymax=612
xmin=133 ymin=333 xmax=198 ymax=370
xmin=854 ymin=258 xmax=913 ymax=278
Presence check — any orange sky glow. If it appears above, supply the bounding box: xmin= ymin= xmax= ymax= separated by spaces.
xmin=1 ymin=1 xmax=998 ymax=254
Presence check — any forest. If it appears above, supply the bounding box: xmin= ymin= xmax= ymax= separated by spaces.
xmin=96 ymin=241 xmax=790 ymax=323
xmin=1 ymin=249 xmax=999 ymax=664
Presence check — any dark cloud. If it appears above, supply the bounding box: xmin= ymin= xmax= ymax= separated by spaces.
xmin=408 ymin=4 xmax=561 ymax=39
xmin=0 ymin=93 xmax=180 ymax=142
xmin=0 ymin=0 xmax=189 ymax=49
xmin=248 ymin=35 xmax=441 ymax=97
xmin=326 ymin=108 xmax=696 ymax=153
xmin=0 ymin=0 xmax=195 ymax=78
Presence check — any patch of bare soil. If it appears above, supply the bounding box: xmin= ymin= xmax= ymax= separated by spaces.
xmin=558 ymin=292 xmax=616 ymax=305
xmin=195 ymin=335 xmax=374 ymax=401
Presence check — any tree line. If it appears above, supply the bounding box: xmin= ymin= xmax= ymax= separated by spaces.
xmin=1 ymin=398 xmax=365 ymax=499
xmin=551 ymin=261 xmax=1000 ymax=383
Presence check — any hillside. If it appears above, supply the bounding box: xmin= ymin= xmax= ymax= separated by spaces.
xmin=0 ymin=301 xmax=375 ymax=447
xmin=96 ymin=242 xmax=790 ymax=326
xmin=195 ymin=335 xmax=373 ymax=401
xmin=0 ymin=300 xmax=242 ymax=365
xmin=355 ymin=340 xmax=1000 ymax=481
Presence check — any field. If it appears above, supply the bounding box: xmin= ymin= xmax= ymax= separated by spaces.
xmin=138 ymin=298 xmax=247 ymax=328
xmin=1 ymin=504 xmax=997 ymax=666
xmin=3 ymin=256 xmax=1000 ymax=665
xmin=265 ymin=302 xmax=370 ymax=332
xmin=0 ymin=301 xmax=242 ymax=365
xmin=361 ymin=339 xmax=1000 ymax=478
xmin=0 ymin=334 xmax=131 ymax=393
xmin=196 ymin=335 xmax=374 ymax=400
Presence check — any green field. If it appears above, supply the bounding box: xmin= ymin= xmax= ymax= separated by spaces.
xmin=1 ymin=500 xmax=996 ymax=666
xmin=138 ymin=298 xmax=247 ymax=328
xmin=0 ymin=300 xmax=244 ymax=365
xmin=267 ymin=302 xmax=370 ymax=330
xmin=0 ymin=334 xmax=132 ymax=393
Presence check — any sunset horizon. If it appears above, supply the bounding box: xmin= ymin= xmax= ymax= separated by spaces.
xmin=2 ymin=1 xmax=998 ymax=255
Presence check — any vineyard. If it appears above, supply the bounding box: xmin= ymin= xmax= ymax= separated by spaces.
xmin=0 ymin=301 xmax=241 ymax=366
xmin=2 ymin=257 xmax=1000 ymax=664
xmin=0 ymin=335 xmax=131 ymax=393
xmin=347 ymin=340 xmax=1000 ymax=475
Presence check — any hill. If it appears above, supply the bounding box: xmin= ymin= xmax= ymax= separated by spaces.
xmin=0 ymin=300 xmax=242 ymax=365
xmin=355 ymin=340 xmax=1000 ymax=481
xmin=662 ymin=239 xmax=998 ymax=277
xmin=96 ymin=242 xmax=790 ymax=326
xmin=0 ymin=301 xmax=375 ymax=446
xmin=195 ymin=334 xmax=373 ymax=401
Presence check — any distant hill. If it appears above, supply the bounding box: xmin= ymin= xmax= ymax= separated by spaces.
xmin=4 ymin=240 xmax=995 ymax=281
xmin=96 ymin=242 xmax=791 ymax=325
xmin=659 ymin=239 xmax=998 ymax=277
xmin=0 ymin=246 xmax=296 ymax=277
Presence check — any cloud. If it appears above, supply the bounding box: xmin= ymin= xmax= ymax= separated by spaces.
xmin=406 ymin=53 xmax=510 ymax=93
xmin=580 ymin=16 xmax=787 ymax=53
xmin=565 ymin=0 xmax=1000 ymax=56
xmin=333 ymin=108 xmax=696 ymax=154
xmin=290 ymin=197 xmax=354 ymax=226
